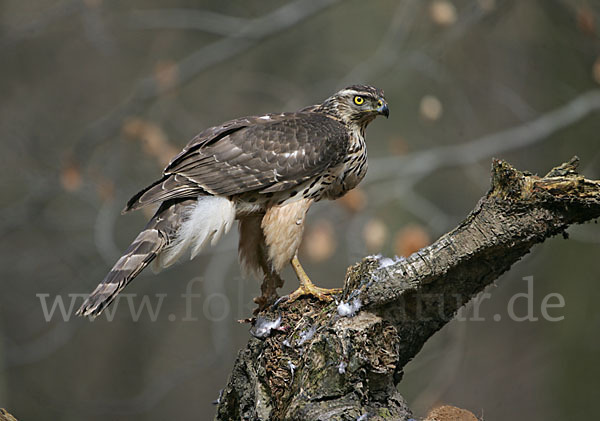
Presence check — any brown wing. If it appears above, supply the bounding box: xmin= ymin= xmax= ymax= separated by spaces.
xmin=124 ymin=112 xmax=349 ymax=212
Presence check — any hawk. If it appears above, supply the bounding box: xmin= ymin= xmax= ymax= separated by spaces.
xmin=78 ymin=85 xmax=389 ymax=317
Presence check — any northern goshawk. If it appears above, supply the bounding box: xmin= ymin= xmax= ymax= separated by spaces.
xmin=78 ymin=85 xmax=389 ymax=317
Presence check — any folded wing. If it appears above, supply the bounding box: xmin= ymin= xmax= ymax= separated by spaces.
xmin=124 ymin=112 xmax=349 ymax=212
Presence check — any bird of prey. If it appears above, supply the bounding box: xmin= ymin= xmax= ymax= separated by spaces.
xmin=77 ymin=85 xmax=389 ymax=317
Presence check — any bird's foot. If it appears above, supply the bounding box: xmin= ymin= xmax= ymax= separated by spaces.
xmin=287 ymin=253 xmax=341 ymax=303
xmin=286 ymin=282 xmax=342 ymax=303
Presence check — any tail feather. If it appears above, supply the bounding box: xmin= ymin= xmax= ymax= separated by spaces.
xmin=77 ymin=226 xmax=165 ymax=318
xmin=78 ymin=196 xmax=236 ymax=318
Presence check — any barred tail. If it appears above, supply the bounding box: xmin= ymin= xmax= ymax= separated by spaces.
xmin=78 ymin=196 xmax=236 ymax=318
xmin=77 ymin=224 xmax=166 ymax=318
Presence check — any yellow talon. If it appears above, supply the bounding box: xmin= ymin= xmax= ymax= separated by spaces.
xmin=287 ymin=254 xmax=342 ymax=302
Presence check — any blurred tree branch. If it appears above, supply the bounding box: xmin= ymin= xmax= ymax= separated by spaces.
xmin=367 ymin=90 xmax=600 ymax=186
xmin=74 ymin=0 xmax=340 ymax=164
xmin=127 ymin=9 xmax=249 ymax=35
xmin=0 ymin=0 xmax=84 ymax=49
xmin=215 ymin=157 xmax=600 ymax=420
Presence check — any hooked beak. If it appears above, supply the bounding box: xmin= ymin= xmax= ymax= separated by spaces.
xmin=377 ymin=100 xmax=389 ymax=118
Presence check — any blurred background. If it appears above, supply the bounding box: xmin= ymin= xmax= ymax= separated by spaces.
xmin=2 ymin=0 xmax=600 ymax=419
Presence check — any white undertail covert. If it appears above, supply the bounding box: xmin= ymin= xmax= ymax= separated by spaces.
xmin=154 ymin=196 xmax=235 ymax=269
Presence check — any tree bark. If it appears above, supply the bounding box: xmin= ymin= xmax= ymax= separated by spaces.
xmin=215 ymin=157 xmax=600 ymax=421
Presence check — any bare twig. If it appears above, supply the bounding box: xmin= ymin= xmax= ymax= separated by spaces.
xmin=127 ymin=9 xmax=248 ymax=36
xmin=74 ymin=0 xmax=340 ymax=164
xmin=367 ymin=90 xmax=600 ymax=185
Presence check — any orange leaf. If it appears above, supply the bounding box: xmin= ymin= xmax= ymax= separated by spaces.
xmin=302 ymin=219 xmax=337 ymax=263
xmin=394 ymin=224 xmax=431 ymax=257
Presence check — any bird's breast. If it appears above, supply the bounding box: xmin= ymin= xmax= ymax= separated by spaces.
xmin=322 ymin=133 xmax=368 ymax=200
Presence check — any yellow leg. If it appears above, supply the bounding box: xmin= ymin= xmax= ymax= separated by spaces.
xmin=287 ymin=254 xmax=342 ymax=302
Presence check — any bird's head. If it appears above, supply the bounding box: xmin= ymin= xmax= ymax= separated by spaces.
xmin=318 ymin=85 xmax=389 ymax=127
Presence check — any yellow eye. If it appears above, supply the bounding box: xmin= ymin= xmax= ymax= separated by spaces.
xmin=354 ymin=96 xmax=364 ymax=105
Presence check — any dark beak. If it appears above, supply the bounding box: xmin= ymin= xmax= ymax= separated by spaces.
xmin=377 ymin=102 xmax=389 ymax=118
